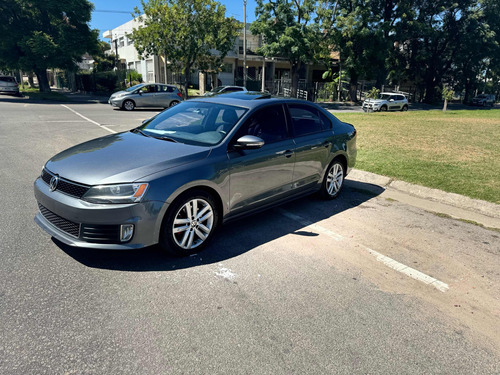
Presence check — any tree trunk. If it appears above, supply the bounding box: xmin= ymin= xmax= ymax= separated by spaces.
xmin=35 ymin=69 xmax=51 ymax=92
xmin=28 ymin=72 xmax=35 ymax=88
xmin=183 ymin=64 xmax=191 ymax=100
xmin=442 ymin=98 xmax=447 ymax=112
xmin=349 ymin=73 xmax=358 ymax=102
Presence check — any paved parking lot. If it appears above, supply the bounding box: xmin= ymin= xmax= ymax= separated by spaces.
xmin=1 ymin=99 xmax=499 ymax=374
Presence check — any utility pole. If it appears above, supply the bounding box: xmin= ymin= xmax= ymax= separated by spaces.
xmin=243 ymin=0 xmax=247 ymax=89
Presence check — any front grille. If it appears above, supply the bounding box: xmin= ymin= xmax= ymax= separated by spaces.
xmin=81 ymin=224 xmax=121 ymax=244
xmin=38 ymin=203 xmax=80 ymax=238
xmin=41 ymin=169 xmax=90 ymax=198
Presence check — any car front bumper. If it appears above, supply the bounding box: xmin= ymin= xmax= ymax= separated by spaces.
xmin=108 ymin=97 xmax=124 ymax=108
xmin=34 ymin=177 xmax=165 ymax=250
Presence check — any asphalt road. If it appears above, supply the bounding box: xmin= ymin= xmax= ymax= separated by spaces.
xmin=1 ymin=99 xmax=499 ymax=374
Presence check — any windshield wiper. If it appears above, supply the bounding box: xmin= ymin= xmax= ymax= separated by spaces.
xmin=154 ymin=136 xmax=179 ymax=143
xmin=131 ymin=128 xmax=151 ymax=137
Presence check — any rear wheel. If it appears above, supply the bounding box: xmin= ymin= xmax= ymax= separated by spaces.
xmin=122 ymin=100 xmax=135 ymax=111
xmin=169 ymin=100 xmax=180 ymax=107
xmin=160 ymin=190 xmax=219 ymax=256
xmin=319 ymin=160 xmax=345 ymax=199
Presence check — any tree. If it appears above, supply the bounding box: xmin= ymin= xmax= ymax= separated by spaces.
xmin=0 ymin=0 xmax=99 ymax=92
xmin=318 ymin=0 xmax=388 ymax=101
xmin=442 ymin=86 xmax=454 ymax=111
xmin=251 ymin=0 xmax=321 ymax=96
xmin=132 ymin=0 xmax=239 ymax=98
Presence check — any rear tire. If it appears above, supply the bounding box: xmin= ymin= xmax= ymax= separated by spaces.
xmin=159 ymin=190 xmax=219 ymax=256
xmin=319 ymin=159 xmax=345 ymax=200
xmin=169 ymin=100 xmax=179 ymax=107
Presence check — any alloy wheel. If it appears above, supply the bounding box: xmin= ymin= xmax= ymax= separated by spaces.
xmin=172 ymin=198 xmax=214 ymax=250
xmin=326 ymin=163 xmax=344 ymax=196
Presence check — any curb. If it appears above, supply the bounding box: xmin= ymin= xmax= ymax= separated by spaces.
xmin=347 ymin=169 xmax=499 ymax=220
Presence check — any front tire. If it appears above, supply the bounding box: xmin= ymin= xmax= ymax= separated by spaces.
xmin=401 ymin=105 xmax=408 ymax=111
xmin=122 ymin=99 xmax=135 ymax=111
xmin=320 ymin=160 xmax=345 ymax=199
xmin=160 ymin=190 xmax=219 ymax=256
xmin=380 ymin=105 xmax=388 ymax=112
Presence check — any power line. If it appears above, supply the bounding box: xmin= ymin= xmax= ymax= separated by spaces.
xmin=94 ymin=9 xmax=133 ymax=14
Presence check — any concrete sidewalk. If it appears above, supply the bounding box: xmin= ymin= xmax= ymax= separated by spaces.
xmin=346 ymin=169 xmax=500 ymax=230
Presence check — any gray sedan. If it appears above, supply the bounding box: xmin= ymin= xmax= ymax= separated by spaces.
xmin=108 ymin=83 xmax=183 ymax=110
xmin=34 ymin=93 xmax=357 ymax=256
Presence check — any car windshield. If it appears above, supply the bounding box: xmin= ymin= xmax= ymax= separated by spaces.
xmin=476 ymin=94 xmax=487 ymax=98
xmin=125 ymin=83 xmax=144 ymax=92
xmin=139 ymin=101 xmax=247 ymax=146
xmin=379 ymin=94 xmax=393 ymax=100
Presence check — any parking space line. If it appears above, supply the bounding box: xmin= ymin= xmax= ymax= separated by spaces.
xmin=60 ymin=104 xmax=116 ymax=134
xmin=278 ymin=208 xmax=449 ymax=292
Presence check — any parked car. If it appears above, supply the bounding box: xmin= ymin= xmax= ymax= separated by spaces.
xmin=471 ymin=94 xmax=495 ymax=107
xmin=204 ymin=85 xmax=248 ymax=96
xmin=108 ymin=83 xmax=183 ymax=110
xmin=0 ymin=75 xmax=20 ymax=96
xmin=362 ymin=92 xmax=408 ymax=112
xmin=34 ymin=93 xmax=356 ymax=256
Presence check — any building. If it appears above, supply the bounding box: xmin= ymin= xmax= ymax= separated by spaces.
xmin=103 ymin=19 xmax=329 ymax=92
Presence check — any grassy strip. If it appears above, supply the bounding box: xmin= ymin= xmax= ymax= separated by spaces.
xmin=335 ymin=110 xmax=500 ymax=204
xmin=21 ymin=88 xmax=70 ymax=102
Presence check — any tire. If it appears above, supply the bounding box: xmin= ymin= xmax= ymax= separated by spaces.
xmin=159 ymin=190 xmax=219 ymax=256
xmin=380 ymin=105 xmax=388 ymax=112
xmin=122 ymin=99 xmax=135 ymax=111
xmin=401 ymin=105 xmax=408 ymax=112
xmin=319 ymin=159 xmax=345 ymax=200
xmin=169 ymin=100 xmax=179 ymax=107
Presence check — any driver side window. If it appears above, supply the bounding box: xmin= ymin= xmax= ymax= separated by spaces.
xmin=235 ymin=105 xmax=289 ymax=144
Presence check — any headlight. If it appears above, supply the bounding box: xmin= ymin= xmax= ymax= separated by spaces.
xmin=82 ymin=183 xmax=149 ymax=204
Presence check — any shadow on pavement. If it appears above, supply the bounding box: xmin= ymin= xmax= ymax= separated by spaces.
xmin=55 ymin=180 xmax=384 ymax=272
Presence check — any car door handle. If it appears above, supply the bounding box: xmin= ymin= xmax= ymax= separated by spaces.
xmin=276 ymin=150 xmax=294 ymax=158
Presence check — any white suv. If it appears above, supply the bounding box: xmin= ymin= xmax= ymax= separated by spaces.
xmin=362 ymin=92 xmax=408 ymax=112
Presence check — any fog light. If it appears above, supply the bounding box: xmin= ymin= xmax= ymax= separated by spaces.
xmin=120 ymin=224 xmax=134 ymax=242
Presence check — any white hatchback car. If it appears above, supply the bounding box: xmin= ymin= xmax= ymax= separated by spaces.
xmin=0 ymin=75 xmax=20 ymax=96
xmin=362 ymin=92 xmax=408 ymax=112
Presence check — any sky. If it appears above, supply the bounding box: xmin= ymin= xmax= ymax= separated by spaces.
xmin=89 ymin=0 xmax=258 ymax=39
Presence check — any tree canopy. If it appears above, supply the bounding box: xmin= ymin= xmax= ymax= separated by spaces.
xmin=0 ymin=0 xmax=99 ymax=92
xmin=131 ymin=0 xmax=239 ymax=98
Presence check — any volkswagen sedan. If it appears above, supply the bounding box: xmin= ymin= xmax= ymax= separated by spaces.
xmin=34 ymin=93 xmax=357 ymax=256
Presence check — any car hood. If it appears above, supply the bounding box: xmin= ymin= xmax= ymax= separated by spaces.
xmin=45 ymin=132 xmax=211 ymax=185
xmin=109 ymin=90 xmax=130 ymax=98
xmin=364 ymin=98 xmax=384 ymax=104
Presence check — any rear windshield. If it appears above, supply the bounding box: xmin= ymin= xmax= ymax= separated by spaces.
xmin=0 ymin=77 xmax=16 ymax=83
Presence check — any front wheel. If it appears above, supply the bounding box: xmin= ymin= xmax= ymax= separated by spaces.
xmin=401 ymin=105 xmax=408 ymax=112
xmin=160 ymin=190 xmax=219 ymax=256
xmin=319 ymin=160 xmax=345 ymax=199
xmin=122 ymin=99 xmax=135 ymax=111
xmin=379 ymin=105 xmax=388 ymax=112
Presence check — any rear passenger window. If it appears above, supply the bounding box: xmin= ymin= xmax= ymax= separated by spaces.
xmin=288 ymin=104 xmax=323 ymax=136
xmin=236 ymin=105 xmax=288 ymax=144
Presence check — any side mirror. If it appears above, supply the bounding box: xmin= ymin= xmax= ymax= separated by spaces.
xmin=389 ymin=98 xmax=394 ymax=102
xmin=233 ymin=135 xmax=265 ymax=150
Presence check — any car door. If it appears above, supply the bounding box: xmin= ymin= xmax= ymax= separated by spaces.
xmin=287 ymin=104 xmax=332 ymax=191
xmin=388 ymin=95 xmax=399 ymax=110
xmin=227 ymin=104 xmax=295 ymax=213
xmin=156 ymin=84 xmax=173 ymax=107
xmin=135 ymin=85 xmax=156 ymax=107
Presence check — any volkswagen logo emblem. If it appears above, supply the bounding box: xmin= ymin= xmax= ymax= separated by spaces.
xmin=49 ymin=175 xmax=59 ymax=192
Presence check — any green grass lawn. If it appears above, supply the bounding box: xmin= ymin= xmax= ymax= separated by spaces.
xmin=335 ymin=110 xmax=500 ymax=204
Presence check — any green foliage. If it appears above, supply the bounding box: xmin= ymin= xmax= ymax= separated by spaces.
xmin=367 ymin=87 xmax=380 ymax=99
xmin=0 ymin=0 xmax=100 ymax=92
xmin=251 ymin=0 xmax=320 ymax=94
xmin=93 ymin=54 xmax=117 ymax=72
xmin=127 ymin=70 xmax=143 ymax=83
xmin=132 ymin=0 xmax=239 ymax=98
xmin=442 ymin=87 xmax=454 ymax=102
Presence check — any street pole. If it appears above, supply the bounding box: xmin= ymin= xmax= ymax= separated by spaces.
xmin=243 ymin=0 xmax=247 ymax=89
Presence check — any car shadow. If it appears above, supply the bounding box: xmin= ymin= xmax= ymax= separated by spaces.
xmin=55 ymin=179 xmax=384 ymax=271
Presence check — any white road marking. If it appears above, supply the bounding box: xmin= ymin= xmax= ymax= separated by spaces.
xmin=60 ymin=104 xmax=116 ymax=134
xmin=278 ymin=209 xmax=449 ymax=292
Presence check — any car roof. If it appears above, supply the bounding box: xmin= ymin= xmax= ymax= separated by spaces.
xmin=190 ymin=92 xmax=320 ymax=109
